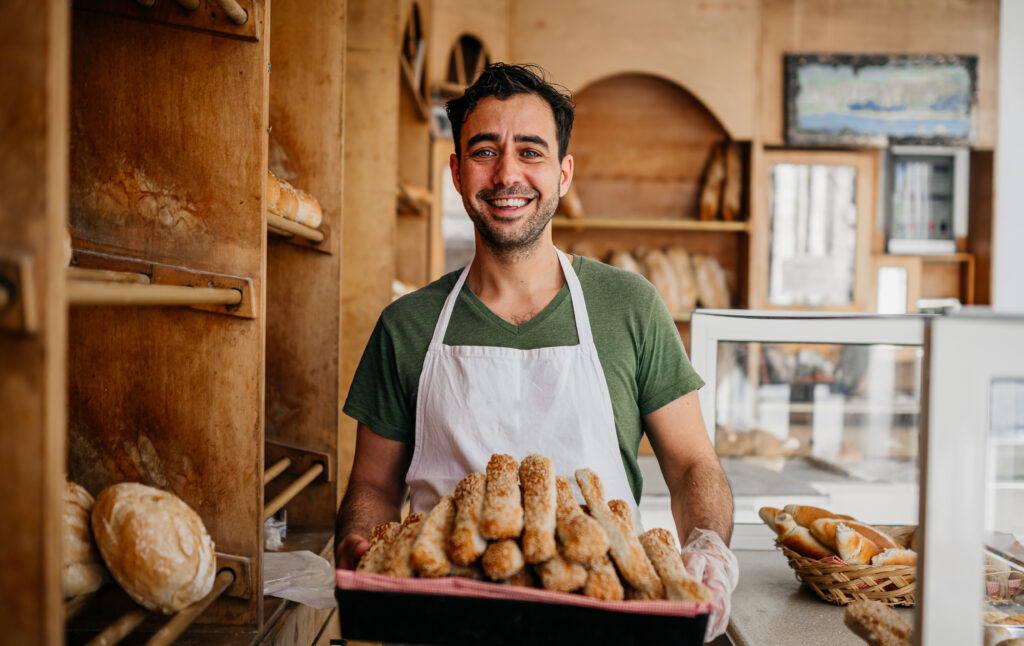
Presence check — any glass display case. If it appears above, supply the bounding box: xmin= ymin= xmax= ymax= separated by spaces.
xmin=919 ymin=314 xmax=1024 ymax=646
xmin=682 ymin=310 xmax=926 ymax=548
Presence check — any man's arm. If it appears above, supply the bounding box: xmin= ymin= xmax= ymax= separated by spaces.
xmin=334 ymin=422 xmax=413 ymax=569
xmin=644 ymin=390 xmax=733 ymax=544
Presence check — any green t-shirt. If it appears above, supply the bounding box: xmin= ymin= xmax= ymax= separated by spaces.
xmin=342 ymin=254 xmax=705 ymax=501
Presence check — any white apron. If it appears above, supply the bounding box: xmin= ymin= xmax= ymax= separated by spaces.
xmin=406 ymin=248 xmax=638 ymax=520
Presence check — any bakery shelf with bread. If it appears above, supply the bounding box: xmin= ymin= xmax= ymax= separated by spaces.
xmin=266 ymin=170 xmax=333 ymax=253
xmin=759 ymin=504 xmax=917 ymax=607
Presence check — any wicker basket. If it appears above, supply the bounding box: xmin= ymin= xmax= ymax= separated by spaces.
xmin=777 ymin=542 xmax=917 ymax=607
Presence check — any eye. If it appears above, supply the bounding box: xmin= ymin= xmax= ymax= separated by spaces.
xmin=521 ymin=149 xmax=541 ymax=159
xmin=470 ymin=148 xmax=495 ymax=158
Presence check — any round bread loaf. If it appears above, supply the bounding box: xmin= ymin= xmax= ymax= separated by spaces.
xmin=62 ymin=480 xmax=106 ymax=598
xmin=92 ymin=483 xmax=215 ymax=614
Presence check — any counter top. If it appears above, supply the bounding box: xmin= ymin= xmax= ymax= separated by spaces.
xmin=726 ymin=549 xmax=916 ymax=646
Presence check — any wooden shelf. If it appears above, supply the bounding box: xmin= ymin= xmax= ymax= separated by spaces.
xmin=919 ymin=253 xmax=974 ymax=264
xmin=551 ymin=216 xmax=749 ymax=232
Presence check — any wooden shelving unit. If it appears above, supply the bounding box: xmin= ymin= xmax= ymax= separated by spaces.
xmin=0 ymin=0 xmax=347 ymax=643
xmin=553 ymin=217 xmax=749 ymax=232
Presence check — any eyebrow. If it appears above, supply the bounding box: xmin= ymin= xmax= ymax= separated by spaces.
xmin=466 ymin=133 xmax=550 ymax=151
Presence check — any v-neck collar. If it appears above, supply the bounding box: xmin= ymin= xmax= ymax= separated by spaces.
xmin=456 ymin=254 xmax=581 ymax=336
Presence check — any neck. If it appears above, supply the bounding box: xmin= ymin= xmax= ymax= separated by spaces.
xmin=466 ymin=237 xmax=568 ymax=325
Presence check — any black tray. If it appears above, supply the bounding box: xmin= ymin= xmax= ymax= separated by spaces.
xmin=335 ymin=574 xmax=709 ymax=646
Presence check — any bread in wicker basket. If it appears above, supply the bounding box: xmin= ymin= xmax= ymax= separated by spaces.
xmin=761 ymin=505 xmax=917 ymax=607
xmin=777 ymin=541 xmax=916 ymax=607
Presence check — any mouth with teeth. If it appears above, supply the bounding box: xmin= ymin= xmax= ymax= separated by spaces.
xmin=483 ymin=194 xmax=535 ymax=216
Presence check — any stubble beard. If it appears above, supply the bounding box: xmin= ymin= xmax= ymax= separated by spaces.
xmin=464 ymin=188 xmax=559 ymax=264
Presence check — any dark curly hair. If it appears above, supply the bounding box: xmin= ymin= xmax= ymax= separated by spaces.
xmin=446 ymin=63 xmax=575 ymax=162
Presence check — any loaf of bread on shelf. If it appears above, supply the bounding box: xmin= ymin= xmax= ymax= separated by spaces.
xmin=699 ymin=142 xmax=725 ymax=221
xmin=843 ymin=599 xmax=912 ymax=646
xmin=809 ymin=518 xmax=901 ymax=553
xmin=576 ymin=468 xmax=664 ymax=599
xmin=411 ymin=494 xmax=455 ymax=577
xmin=519 ymin=454 xmax=557 ymax=564
xmin=449 ymin=472 xmax=488 ymax=566
xmin=721 ymin=142 xmax=742 ymax=222
xmin=293 ymin=188 xmax=323 ymax=228
xmin=665 ymin=245 xmax=698 ymax=312
xmin=607 ymin=250 xmax=645 ymax=276
xmin=569 ymin=241 xmax=601 ymax=260
xmin=692 ymin=254 xmax=730 ymax=308
xmin=91 ymin=482 xmax=215 ymax=614
xmin=639 ymin=249 xmax=682 ymax=316
xmin=63 ymin=480 xmax=107 ymax=598
xmin=266 ymin=170 xmax=281 ymax=213
xmin=479 ymin=454 xmax=523 ymax=540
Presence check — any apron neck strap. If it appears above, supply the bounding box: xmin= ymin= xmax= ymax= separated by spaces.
xmin=429 ymin=247 xmax=594 ymax=347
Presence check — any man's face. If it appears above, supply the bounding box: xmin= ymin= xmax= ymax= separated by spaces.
xmin=450 ymin=93 xmax=573 ymax=258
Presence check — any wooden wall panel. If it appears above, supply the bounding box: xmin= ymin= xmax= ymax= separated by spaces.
xmin=0 ymin=1 xmax=68 ymax=643
xmin=341 ymin=0 xmax=402 ymax=486
xmin=266 ymin=0 xmax=346 ymax=527
xmin=509 ymin=0 xmax=760 ymax=139
xmin=968 ymin=150 xmax=994 ymax=304
xmin=67 ymin=7 xmax=269 ymax=627
xmin=760 ymin=0 xmax=1000 ymax=148
xmin=571 ymin=74 xmax=730 ymax=221
xmin=428 ymin=0 xmax=509 ymax=88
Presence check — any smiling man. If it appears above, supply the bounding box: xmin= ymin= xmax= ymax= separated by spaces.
xmin=336 ymin=63 xmax=738 ymax=641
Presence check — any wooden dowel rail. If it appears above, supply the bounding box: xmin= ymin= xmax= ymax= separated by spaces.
xmin=211 ymin=0 xmax=247 ymax=25
xmin=67 ymin=281 xmax=242 ymax=307
xmin=144 ymin=569 xmax=235 ymax=646
xmin=267 ymin=223 xmax=295 ymax=238
xmin=174 ymin=0 xmax=201 ymax=9
xmin=267 ymin=213 xmax=325 ymax=242
xmin=263 ymin=462 xmax=324 ymax=521
xmin=263 ymin=457 xmax=292 ymax=485
xmin=84 ymin=609 xmax=148 ymax=646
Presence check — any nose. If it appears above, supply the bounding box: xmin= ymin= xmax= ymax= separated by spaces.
xmin=491 ymin=148 xmax=524 ymax=188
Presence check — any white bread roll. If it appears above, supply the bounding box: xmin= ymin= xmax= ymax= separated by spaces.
xmin=92 ymin=483 xmax=215 ymax=614
xmin=62 ymin=481 xmax=106 ymax=598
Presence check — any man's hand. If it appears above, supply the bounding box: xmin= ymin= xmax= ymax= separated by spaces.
xmin=336 ymin=533 xmax=371 ymax=570
xmin=680 ymin=528 xmax=739 ymax=642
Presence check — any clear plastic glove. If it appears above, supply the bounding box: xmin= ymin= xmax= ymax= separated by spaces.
xmin=679 ymin=528 xmax=739 ymax=643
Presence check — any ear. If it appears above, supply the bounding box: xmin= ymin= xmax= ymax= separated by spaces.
xmin=558 ymin=154 xmax=574 ymax=198
xmin=449 ymin=153 xmax=463 ymax=195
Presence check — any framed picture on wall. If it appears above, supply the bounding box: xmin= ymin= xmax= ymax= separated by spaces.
xmin=784 ymin=54 xmax=978 ymax=147
xmin=750 ymin=149 xmax=876 ymax=311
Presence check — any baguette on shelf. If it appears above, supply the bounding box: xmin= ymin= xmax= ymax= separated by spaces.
xmin=577 ymin=243 xmax=729 ymax=317
xmin=356 ymin=453 xmax=713 ymax=603
xmin=267 ymin=170 xmax=323 ymax=229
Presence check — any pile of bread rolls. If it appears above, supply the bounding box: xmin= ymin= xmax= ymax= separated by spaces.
xmin=267 ymin=170 xmax=323 ymax=228
xmin=759 ymin=505 xmax=917 ymax=567
xmin=62 ymin=481 xmax=216 ymax=615
xmin=358 ymin=453 xmax=713 ymax=603
xmin=573 ymin=243 xmax=729 ymax=317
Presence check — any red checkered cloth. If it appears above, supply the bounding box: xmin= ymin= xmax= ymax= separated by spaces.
xmin=336 ymin=569 xmax=713 ymax=617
